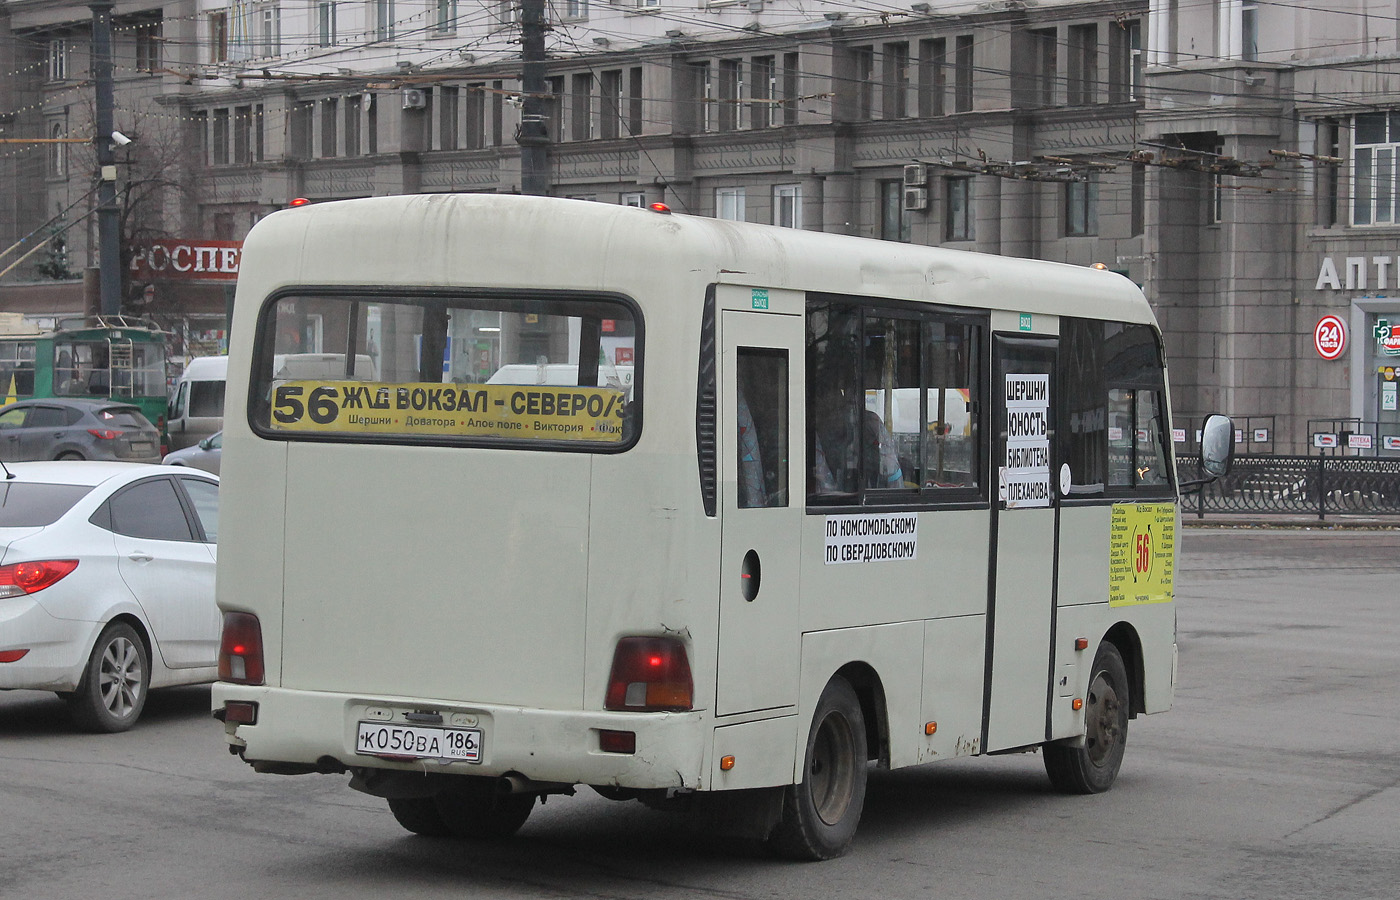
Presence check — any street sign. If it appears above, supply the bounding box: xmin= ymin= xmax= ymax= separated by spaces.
xmin=1313 ymin=433 xmax=1338 ymax=448
xmin=1349 ymin=433 xmax=1374 ymax=449
xmin=1314 ymin=315 xmax=1347 ymax=360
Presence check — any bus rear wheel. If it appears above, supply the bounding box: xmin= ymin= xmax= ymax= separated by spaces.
xmin=432 ymin=777 xmax=536 ymax=839
xmin=1044 ymin=641 xmax=1129 ymax=794
xmin=767 ymin=676 xmax=867 ymax=861
xmin=387 ymin=796 xmax=452 ymax=837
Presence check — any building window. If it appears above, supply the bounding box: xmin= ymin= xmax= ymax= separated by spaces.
xmin=1211 ymin=143 xmax=1226 ymax=224
xmin=346 ymin=95 xmax=362 ymax=156
xmin=545 ymin=76 xmax=564 ymax=142
xmin=1066 ymin=175 xmax=1099 ymax=236
xmin=1067 ymin=24 xmax=1097 ymax=105
xmin=258 ymin=4 xmax=281 ymax=57
xmin=954 ymin=35 xmax=974 ymax=113
xmin=317 ymin=2 xmax=337 ymax=46
xmin=946 ymin=177 xmax=973 ymax=241
xmin=1320 ymin=118 xmax=1340 ymax=227
xmin=1131 ymin=163 xmax=1146 ymax=236
xmin=373 ymin=0 xmax=395 ymax=40
xmin=491 ymin=79 xmax=504 ymax=146
xmin=882 ymin=43 xmax=910 ymax=119
xmin=47 ymin=40 xmax=67 ymax=82
xmin=751 ymin=56 xmax=774 ymax=129
xmin=254 ymin=103 xmax=266 ymax=161
xmin=1109 ymin=19 xmax=1142 ymax=102
xmin=782 ymin=52 xmax=800 ymax=126
xmin=853 ymin=47 xmax=874 ymax=120
xmin=918 ymin=38 xmax=946 ymax=118
xmin=439 ymin=86 xmax=458 ymax=149
xmin=691 ymin=62 xmax=712 ymax=133
xmin=211 ymin=109 xmax=230 ymax=165
xmin=320 ymin=98 xmax=338 ymax=157
xmin=1353 ymin=112 xmax=1400 ymax=226
xmin=47 ymin=121 xmax=66 ymax=177
xmin=571 ymin=73 xmax=593 ymax=141
xmin=435 ymin=0 xmax=457 ymax=34
xmin=621 ymin=192 xmax=646 ymax=208
xmin=716 ymin=187 xmax=746 ymax=221
xmin=627 ymin=67 xmax=643 ymax=136
xmin=209 ymin=13 xmax=228 ymax=63
xmin=134 ymin=21 xmax=162 ymax=73
xmin=1026 ymin=28 xmax=1056 ymax=107
xmin=563 ymin=0 xmax=587 ymax=21
xmin=496 ymin=0 xmax=518 ymax=25
xmin=880 ymin=181 xmax=910 ymax=242
xmin=1241 ymin=0 xmax=1258 ymax=61
xmin=599 ymin=70 xmax=622 ymax=140
xmin=190 ymin=110 xmax=209 ymax=165
xmin=366 ymin=95 xmax=377 ymax=154
xmin=234 ymin=105 xmax=252 ymax=163
xmin=718 ymin=59 xmax=740 ymax=131
xmin=290 ymin=100 xmax=314 ymax=159
xmin=774 ymin=184 xmax=802 ymax=228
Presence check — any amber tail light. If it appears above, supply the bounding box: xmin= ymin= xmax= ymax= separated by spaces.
xmin=604 ymin=636 xmax=693 ymax=711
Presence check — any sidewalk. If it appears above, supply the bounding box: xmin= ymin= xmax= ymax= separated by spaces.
xmin=1183 ymin=512 xmax=1399 ymax=529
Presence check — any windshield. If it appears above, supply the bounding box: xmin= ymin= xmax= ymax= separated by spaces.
xmin=0 ymin=482 xmax=93 ymax=527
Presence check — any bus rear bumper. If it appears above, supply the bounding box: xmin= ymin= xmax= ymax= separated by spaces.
xmin=212 ymin=684 xmax=708 ymax=791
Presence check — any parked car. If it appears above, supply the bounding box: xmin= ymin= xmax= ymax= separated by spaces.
xmin=0 ymin=398 xmax=161 ymax=464
xmin=0 ymin=462 xmax=219 ymax=732
xmin=162 ymin=431 xmax=221 ymax=475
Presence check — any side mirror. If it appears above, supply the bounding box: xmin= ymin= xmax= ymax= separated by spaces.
xmin=198 ymin=436 xmax=213 ymax=450
xmin=1199 ymin=414 xmax=1234 ymax=478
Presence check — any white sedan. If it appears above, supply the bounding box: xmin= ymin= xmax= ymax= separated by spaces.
xmin=0 ymin=462 xmax=218 ymax=732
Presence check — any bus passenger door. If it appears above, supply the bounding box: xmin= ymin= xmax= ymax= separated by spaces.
xmin=717 ymin=309 xmax=803 ymax=716
xmin=986 ymin=333 xmax=1058 ymax=751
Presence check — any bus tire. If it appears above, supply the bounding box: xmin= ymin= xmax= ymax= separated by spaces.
xmin=66 ymin=622 xmax=149 ymax=733
xmin=1044 ymin=641 xmax=1129 ymax=794
xmin=387 ymin=796 xmax=453 ymax=837
xmin=433 ymin=777 xmax=536 ymax=839
xmin=767 ymin=676 xmax=867 ymax=861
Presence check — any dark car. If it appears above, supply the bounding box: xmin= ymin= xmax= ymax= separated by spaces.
xmin=0 ymin=398 xmax=161 ymax=463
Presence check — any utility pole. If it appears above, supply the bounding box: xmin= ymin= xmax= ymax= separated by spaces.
xmin=90 ymin=0 xmax=120 ymax=316
xmin=517 ymin=0 xmax=549 ymax=196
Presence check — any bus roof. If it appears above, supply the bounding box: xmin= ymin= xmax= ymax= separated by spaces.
xmin=237 ymin=194 xmax=1156 ymax=327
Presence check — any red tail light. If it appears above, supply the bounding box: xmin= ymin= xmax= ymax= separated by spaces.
xmin=219 ymin=612 xmax=265 ymax=685
xmin=87 ymin=428 xmax=120 ymax=440
xmin=0 ymin=649 xmax=31 ymax=663
xmin=604 ymin=636 xmax=693 ymax=711
xmin=0 ymin=560 xmax=79 ymax=598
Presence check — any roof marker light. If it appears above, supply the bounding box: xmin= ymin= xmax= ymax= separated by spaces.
xmin=649 ymin=202 xmax=671 ymax=214
xmin=288 ymin=197 xmax=311 ymax=207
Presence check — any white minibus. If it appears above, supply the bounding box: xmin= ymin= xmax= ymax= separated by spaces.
xmin=213 ymin=194 xmax=1230 ymax=859
xmin=167 ymin=355 xmax=227 ymax=451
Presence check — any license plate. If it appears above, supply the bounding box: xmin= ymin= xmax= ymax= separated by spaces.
xmin=130 ymin=441 xmax=153 ymax=452
xmin=356 ymin=721 xmax=482 ymax=762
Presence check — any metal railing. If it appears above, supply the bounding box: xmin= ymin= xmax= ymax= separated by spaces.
xmin=1188 ymin=454 xmax=1400 ymax=519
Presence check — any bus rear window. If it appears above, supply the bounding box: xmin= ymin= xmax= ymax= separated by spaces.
xmin=251 ymin=292 xmax=640 ymax=449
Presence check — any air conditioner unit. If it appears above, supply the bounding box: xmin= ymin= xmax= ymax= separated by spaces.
xmin=401 ymin=88 xmax=426 ymax=110
xmin=903 ymin=186 xmax=929 ymax=212
xmin=903 ymin=163 xmax=926 ymax=187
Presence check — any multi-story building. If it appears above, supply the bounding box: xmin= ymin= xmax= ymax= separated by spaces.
xmin=3 ymin=0 xmax=1398 ymax=451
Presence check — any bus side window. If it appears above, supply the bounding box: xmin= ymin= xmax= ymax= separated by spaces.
xmin=737 ymin=348 xmax=788 ymax=509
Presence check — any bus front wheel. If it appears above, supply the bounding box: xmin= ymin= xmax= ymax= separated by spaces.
xmin=1044 ymin=641 xmax=1130 ymax=794
xmin=768 ymin=676 xmax=867 ymax=861
xmin=432 ymin=777 xmax=536 ymax=839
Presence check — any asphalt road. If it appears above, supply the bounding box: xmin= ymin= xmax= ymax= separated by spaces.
xmin=3 ymin=529 xmax=1398 ymax=899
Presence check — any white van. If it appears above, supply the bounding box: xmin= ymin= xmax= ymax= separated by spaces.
xmin=167 ymin=355 xmax=227 ymax=451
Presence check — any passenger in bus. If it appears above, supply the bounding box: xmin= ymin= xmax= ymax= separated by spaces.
xmin=811 ymin=387 xmax=903 ymax=494
xmin=736 ymin=386 xmax=767 ymax=508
